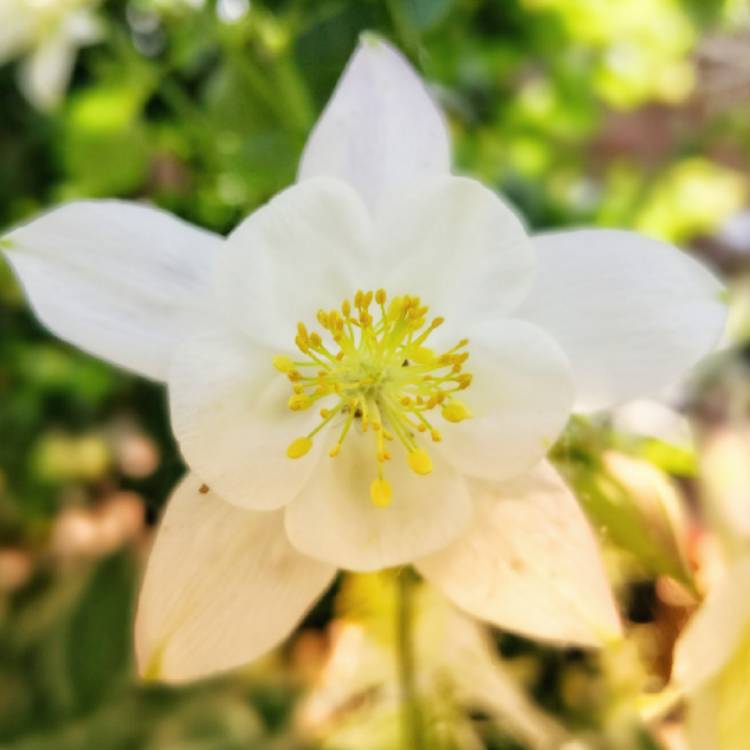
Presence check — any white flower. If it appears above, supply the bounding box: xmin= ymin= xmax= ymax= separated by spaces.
xmin=0 ymin=0 xmax=102 ymax=110
xmin=1 ymin=35 xmax=725 ymax=682
xmin=673 ymin=558 xmax=750 ymax=749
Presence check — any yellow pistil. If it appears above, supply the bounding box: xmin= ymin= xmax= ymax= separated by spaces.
xmin=281 ymin=289 xmax=473 ymax=504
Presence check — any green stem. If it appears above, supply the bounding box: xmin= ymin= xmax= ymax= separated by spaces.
xmin=395 ymin=571 xmax=426 ymax=750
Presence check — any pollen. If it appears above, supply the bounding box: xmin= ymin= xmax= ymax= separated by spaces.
xmin=275 ymin=290 xmax=473 ymax=505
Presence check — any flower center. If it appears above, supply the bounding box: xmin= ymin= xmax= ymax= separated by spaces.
xmin=275 ymin=290 xmax=473 ymax=507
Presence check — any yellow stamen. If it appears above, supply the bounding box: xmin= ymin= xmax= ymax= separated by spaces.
xmin=287 ymin=437 xmax=313 ymax=458
xmin=442 ymin=399 xmax=472 ymax=423
xmin=288 ymin=393 xmax=312 ymax=411
xmin=275 ymin=290 xmax=473 ymax=501
xmin=408 ymin=448 xmax=433 ymax=475
xmin=370 ymin=478 xmax=392 ymax=507
xmin=273 ymin=354 xmax=295 ymax=373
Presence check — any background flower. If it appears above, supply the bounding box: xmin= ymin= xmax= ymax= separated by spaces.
xmin=0 ymin=0 xmax=102 ymax=109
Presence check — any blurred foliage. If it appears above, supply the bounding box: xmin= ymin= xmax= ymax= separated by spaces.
xmin=1 ymin=0 xmax=750 ymax=748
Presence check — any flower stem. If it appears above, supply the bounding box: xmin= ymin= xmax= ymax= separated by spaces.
xmin=395 ymin=570 xmax=426 ymax=750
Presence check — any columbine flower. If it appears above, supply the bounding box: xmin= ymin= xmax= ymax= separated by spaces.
xmin=1 ymin=35 xmax=725 ymax=682
xmin=0 ymin=0 xmax=101 ymax=110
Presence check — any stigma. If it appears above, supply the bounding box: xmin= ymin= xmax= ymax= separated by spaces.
xmin=277 ymin=290 xmax=472 ymax=506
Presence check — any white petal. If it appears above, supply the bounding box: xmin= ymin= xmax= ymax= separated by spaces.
xmin=20 ymin=33 xmax=76 ymax=110
xmin=0 ymin=3 xmax=33 ymax=61
xmin=135 ymin=475 xmax=336 ymax=683
xmin=417 ymin=462 xmax=622 ymax=647
xmin=169 ymin=326 xmax=323 ymax=510
xmin=64 ymin=9 xmax=103 ymax=45
xmin=3 ymin=201 xmax=220 ymax=381
xmin=673 ymin=557 xmax=750 ymax=693
xmin=217 ymin=178 xmax=372 ymax=349
xmin=284 ymin=434 xmax=472 ymax=572
xmin=611 ymin=398 xmax=693 ymax=448
xmin=517 ymin=230 xmax=726 ymax=411
xmin=438 ymin=319 xmax=574 ymax=482
xmin=298 ymin=34 xmax=450 ymax=218
xmin=377 ymin=177 xmax=535 ymax=325
xmin=700 ymin=428 xmax=750 ymax=544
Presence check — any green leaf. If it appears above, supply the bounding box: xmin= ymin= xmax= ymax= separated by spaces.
xmin=66 ymin=553 xmax=136 ymax=712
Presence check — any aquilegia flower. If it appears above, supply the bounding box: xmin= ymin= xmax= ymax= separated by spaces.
xmin=1 ymin=35 xmax=725 ymax=682
xmin=0 ymin=0 xmax=101 ymax=110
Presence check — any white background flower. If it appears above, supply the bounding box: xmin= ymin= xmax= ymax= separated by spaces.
xmin=0 ymin=0 xmax=102 ymax=110
xmin=673 ymin=557 xmax=750 ymax=749
xmin=2 ymin=35 xmax=725 ymax=682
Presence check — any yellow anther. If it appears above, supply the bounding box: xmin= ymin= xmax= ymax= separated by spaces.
xmin=387 ymin=297 xmax=404 ymax=319
xmin=279 ymin=290 xmax=473 ymax=490
xmin=442 ymin=400 xmax=472 ymax=423
xmin=411 ymin=347 xmax=435 ymax=365
xmin=408 ymin=448 xmax=433 ymax=475
xmin=287 ymin=437 xmax=313 ymax=459
xmin=288 ymin=393 xmax=312 ymax=411
xmin=370 ymin=479 xmax=393 ymax=507
xmin=273 ymin=355 xmax=294 ymax=373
